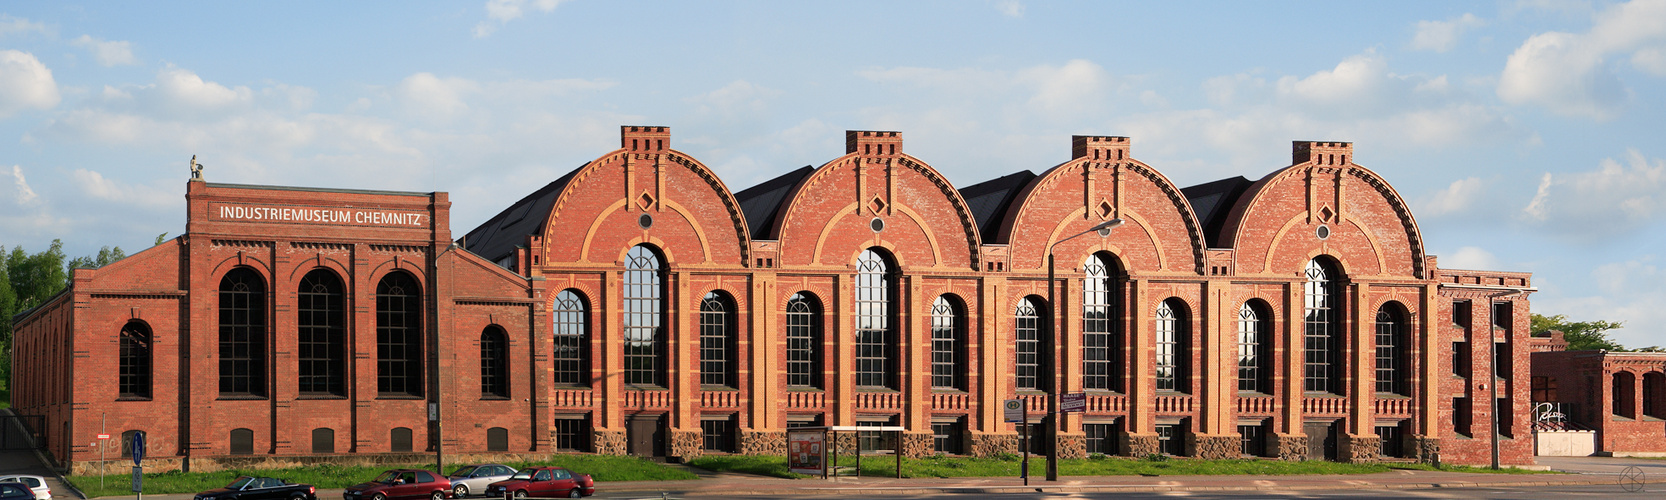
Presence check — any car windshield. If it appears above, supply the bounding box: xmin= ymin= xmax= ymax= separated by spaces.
xmin=227 ymin=477 xmax=255 ymax=490
xmin=507 ymin=470 xmax=534 ymax=480
xmin=449 ymin=466 xmax=476 ymax=477
xmin=372 ymin=471 xmax=400 ymax=484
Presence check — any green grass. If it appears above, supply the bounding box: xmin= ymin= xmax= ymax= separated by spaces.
xmin=69 ymin=456 xmax=696 ymax=499
xmin=688 ymin=453 xmax=1552 ymax=479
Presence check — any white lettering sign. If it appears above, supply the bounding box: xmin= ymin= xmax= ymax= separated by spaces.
xmin=215 ymin=205 xmax=427 ymax=227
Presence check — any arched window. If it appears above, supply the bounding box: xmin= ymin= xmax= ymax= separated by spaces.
xmin=229 ymin=428 xmax=254 ymax=455
xmin=552 ymin=290 xmax=589 ymax=386
xmin=480 ymin=326 xmax=509 ymax=398
xmin=120 ymin=430 xmax=141 ymax=457
xmin=1015 ymin=296 xmax=1050 ymax=392
xmin=1155 ymin=299 xmax=1190 ymax=392
xmin=855 ymin=248 xmax=896 ymax=389
xmin=219 ymin=268 xmax=267 ymax=397
xmin=1237 ymin=302 xmax=1272 ymax=393
xmin=785 ymin=292 xmax=822 ymax=388
xmin=1645 ymin=372 xmax=1666 ymax=419
xmin=1614 ymin=372 xmax=1637 ymax=418
xmin=699 ymin=291 xmax=737 ymax=388
xmin=1082 ymin=254 xmax=1121 ymax=392
xmin=312 ymin=428 xmax=335 ymax=454
xmin=376 ymin=272 xmax=423 ymax=397
xmin=1376 ymin=303 xmax=1410 ymax=395
xmin=390 ymin=427 xmax=413 ymax=452
xmin=297 ymin=269 xmax=345 ymax=396
xmin=1304 ymin=258 xmax=1343 ymax=394
xmin=486 ymin=427 xmax=509 ymax=452
xmin=623 ymin=245 xmax=665 ymax=386
xmin=931 ymin=295 xmax=966 ymax=390
xmin=119 ymin=321 xmax=152 ymax=399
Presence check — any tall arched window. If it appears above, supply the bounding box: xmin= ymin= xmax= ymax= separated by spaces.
xmin=1082 ymin=253 xmax=1120 ymax=392
xmin=623 ymin=245 xmax=665 ymax=386
xmin=297 ymin=269 xmax=345 ymax=396
xmin=219 ymin=268 xmax=267 ymax=397
xmin=376 ymin=272 xmax=423 ymax=397
xmin=1304 ymin=258 xmax=1343 ymax=394
xmin=931 ymin=295 xmax=966 ymax=390
xmin=119 ymin=321 xmax=152 ymax=399
xmin=1645 ymin=372 xmax=1666 ymax=419
xmin=1155 ymin=299 xmax=1190 ymax=392
xmin=855 ymin=248 xmax=896 ymax=389
xmin=1237 ymin=302 xmax=1272 ymax=393
xmin=785 ymin=292 xmax=822 ymax=388
xmin=700 ymin=291 xmax=737 ymax=388
xmin=480 ymin=326 xmax=509 ymax=398
xmin=1015 ymin=296 xmax=1049 ymax=392
xmin=1614 ymin=372 xmax=1637 ymax=418
xmin=552 ymin=290 xmax=589 ymax=386
xmin=1376 ymin=303 xmax=1409 ymax=395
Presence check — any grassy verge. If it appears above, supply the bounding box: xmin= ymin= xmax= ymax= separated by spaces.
xmin=690 ymin=453 xmax=1553 ymax=479
xmin=69 ymin=456 xmax=697 ymax=499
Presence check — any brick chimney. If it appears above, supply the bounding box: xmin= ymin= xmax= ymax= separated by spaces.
xmin=1293 ymin=141 xmax=1353 ymax=166
xmin=622 ymin=126 xmax=670 ymax=152
xmin=1073 ymin=135 xmax=1130 ymax=161
xmin=846 ymin=130 xmax=902 ymax=156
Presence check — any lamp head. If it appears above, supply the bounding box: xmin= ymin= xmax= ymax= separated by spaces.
xmin=1093 ymin=218 xmax=1125 ymax=236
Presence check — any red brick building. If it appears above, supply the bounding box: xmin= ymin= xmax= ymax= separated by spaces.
xmin=12 ymin=126 xmax=1538 ymax=471
xmin=1530 ymin=350 xmax=1666 ymax=456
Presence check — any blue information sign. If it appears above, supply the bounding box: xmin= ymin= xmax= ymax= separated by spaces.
xmin=131 ymin=431 xmax=146 ymax=465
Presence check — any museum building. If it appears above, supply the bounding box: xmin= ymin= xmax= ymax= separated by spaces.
xmin=11 ymin=126 xmax=1538 ymax=472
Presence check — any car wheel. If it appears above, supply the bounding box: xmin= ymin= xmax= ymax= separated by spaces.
xmin=431 ymin=491 xmax=444 ymax=500
xmin=452 ymin=485 xmax=468 ymax=498
xmin=512 ymin=491 xmax=527 ymax=500
xmin=567 ymin=488 xmax=582 ymax=498
xmin=372 ymin=494 xmax=386 ymax=500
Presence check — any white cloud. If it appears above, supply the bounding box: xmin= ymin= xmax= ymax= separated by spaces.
xmin=1411 ymin=13 xmax=1485 ymax=52
xmin=1538 ymin=256 xmax=1666 ymax=349
xmin=71 ymin=35 xmax=137 ymax=66
xmin=474 ymin=0 xmax=566 ymax=37
xmin=993 ymin=0 xmax=1025 ymax=18
xmin=858 ymin=59 xmax=1115 ymax=123
xmin=396 ymin=72 xmax=475 ymax=122
xmin=72 ymin=169 xmax=175 ymax=208
xmin=1419 ymin=177 xmax=1485 ymax=216
xmin=1440 ymin=246 xmax=1502 ymax=271
xmin=9 ymin=165 xmax=38 ymax=205
xmin=1633 ymin=46 xmax=1666 ymax=75
xmin=688 ymin=80 xmax=782 ymax=118
xmin=1498 ymin=0 xmax=1666 ymax=120
xmin=0 ymin=50 xmax=60 ymax=118
xmin=0 ymin=14 xmax=50 ymax=37
xmin=1518 ymin=149 xmax=1666 ymax=236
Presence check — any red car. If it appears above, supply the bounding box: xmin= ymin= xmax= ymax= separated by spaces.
xmin=344 ymin=469 xmax=452 ymax=500
xmin=483 ymin=467 xmax=594 ymax=499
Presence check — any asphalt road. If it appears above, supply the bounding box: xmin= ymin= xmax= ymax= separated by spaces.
xmin=630 ymin=482 xmax=1659 ymax=500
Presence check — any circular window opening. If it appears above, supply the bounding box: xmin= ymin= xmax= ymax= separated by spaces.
xmin=870 ymin=218 xmax=885 ymax=233
xmin=638 ymin=214 xmax=654 ymax=229
xmin=1316 ymin=225 xmax=1331 ymax=240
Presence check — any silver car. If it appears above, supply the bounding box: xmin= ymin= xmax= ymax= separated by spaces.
xmin=0 ymin=475 xmax=50 ymax=500
xmin=444 ymin=465 xmax=515 ymax=498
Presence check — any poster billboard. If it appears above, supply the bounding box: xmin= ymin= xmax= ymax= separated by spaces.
xmin=787 ymin=429 xmax=826 ymax=476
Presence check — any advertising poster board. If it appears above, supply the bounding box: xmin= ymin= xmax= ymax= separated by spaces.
xmin=787 ymin=429 xmax=825 ymax=476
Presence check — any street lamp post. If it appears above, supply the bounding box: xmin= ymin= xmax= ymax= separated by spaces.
xmin=1045 ymin=218 xmax=1123 ymax=482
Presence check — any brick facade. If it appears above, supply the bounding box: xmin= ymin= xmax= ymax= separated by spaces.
xmin=1530 ymin=350 xmax=1666 ymax=456
xmin=12 ymin=126 xmax=1540 ymax=471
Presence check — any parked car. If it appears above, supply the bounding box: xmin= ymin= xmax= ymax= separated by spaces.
xmin=0 ymin=483 xmax=34 ymax=500
xmin=0 ymin=475 xmax=49 ymax=500
xmin=194 ymin=477 xmax=316 ymax=500
xmin=484 ymin=467 xmax=593 ymax=499
xmin=344 ymin=470 xmax=451 ymax=500
xmin=444 ymin=464 xmax=516 ymax=498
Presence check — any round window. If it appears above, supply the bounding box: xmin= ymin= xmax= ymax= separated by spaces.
xmin=1316 ymin=225 xmax=1331 ymax=240
xmin=639 ymin=214 xmax=654 ymax=229
xmin=870 ymin=217 xmax=885 ymax=233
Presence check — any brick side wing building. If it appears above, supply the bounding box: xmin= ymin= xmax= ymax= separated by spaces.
xmin=12 ymin=126 xmax=1537 ymax=472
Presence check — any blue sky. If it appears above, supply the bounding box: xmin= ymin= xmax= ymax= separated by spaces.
xmin=2 ymin=1 xmax=1663 ymax=347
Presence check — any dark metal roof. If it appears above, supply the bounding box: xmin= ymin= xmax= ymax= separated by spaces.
xmin=459 ymin=165 xmax=583 ymax=264
xmin=733 ymin=166 xmax=814 ymax=240
xmin=957 ymin=170 xmax=1035 ymax=244
xmin=1180 ymin=175 xmax=1254 ymax=248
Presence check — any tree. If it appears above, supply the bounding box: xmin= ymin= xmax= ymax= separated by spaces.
xmin=66 ymin=246 xmax=126 ymax=271
xmin=1532 ymin=313 xmax=1627 ymax=351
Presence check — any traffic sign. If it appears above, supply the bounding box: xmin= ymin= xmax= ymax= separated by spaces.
xmin=131 ymin=431 xmax=146 ymax=465
xmin=97 ymin=434 xmax=110 ymax=440
xmin=1003 ymin=399 xmax=1025 ymax=423
xmin=132 ymin=466 xmax=143 ymax=493
xmin=1060 ymin=392 xmax=1087 ymax=413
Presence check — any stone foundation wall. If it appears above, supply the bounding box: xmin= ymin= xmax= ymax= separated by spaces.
xmin=1057 ymin=433 xmax=1086 ymax=459
xmin=1342 ymin=435 xmax=1381 ymax=463
xmin=1274 ymin=434 xmax=1308 ymax=461
xmin=740 ymin=429 xmax=785 ymax=455
xmin=1411 ymin=435 xmax=1441 ymax=465
xmin=593 ymin=429 xmax=626 ymax=455
xmin=902 ymin=432 xmax=935 ymax=458
xmin=971 ymin=432 xmax=1017 ymax=457
xmin=668 ymin=429 xmax=702 ymax=461
xmin=72 ymin=450 xmax=606 ymax=476
xmin=1122 ymin=433 xmax=1158 ymax=457
xmin=1193 ymin=434 xmax=1238 ymax=459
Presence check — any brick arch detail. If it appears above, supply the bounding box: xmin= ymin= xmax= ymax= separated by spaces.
xmin=1261 ymin=214 xmax=1365 ymax=278
xmin=1230 ymin=164 xmax=1425 ymax=279
xmin=547 ymin=149 xmax=751 ymax=268
xmin=777 ymin=154 xmax=981 ymax=270
xmin=1006 ymin=160 xmax=1206 ymax=275
xmin=209 ymin=256 xmax=273 ymax=284
xmin=286 ymin=258 xmax=352 ymax=285
xmin=367 ymin=260 xmax=428 ymax=287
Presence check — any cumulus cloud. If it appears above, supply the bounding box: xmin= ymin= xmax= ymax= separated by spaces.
xmin=1440 ymin=246 xmax=1502 ymax=271
xmin=1539 ymin=256 xmax=1666 ymax=349
xmin=1411 ymin=13 xmax=1485 ymax=52
xmin=72 ymin=169 xmax=176 ymax=208
xmin=0 ymin=14 xmax=50 ymax=37
xmin=858 ymin=59 xmax=1115 ymax=122
xmin=1498 ymin=0 xmax=1666 ymax=120
xmin=72 ymin=35 xmax=137 ymax=66
xmin=9 ymin=165 xmax=38 ymax=205
xmin=0 ymin=50 xmax=60 ymax=118
xmin=688 ymin=80 xmax=782 ymax=119
xmin=993 ymin=0 xmax=1025 ymax=18
xmin=1518 ymin=150 xmax=1666 ymax=237
xmin=474 ymin=0 xmax=566 ymax=37
xmin=1419 ymin=177 xmax=1485 ymax=216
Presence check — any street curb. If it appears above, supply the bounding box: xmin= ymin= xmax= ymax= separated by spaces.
xmin=595 ymin=474 xmax=1656 ymax=497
